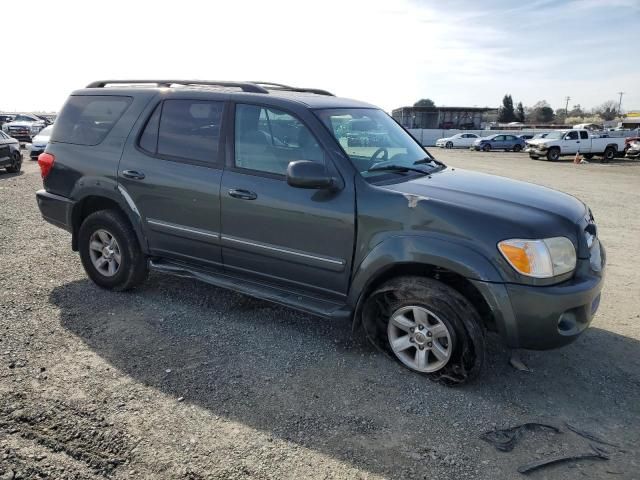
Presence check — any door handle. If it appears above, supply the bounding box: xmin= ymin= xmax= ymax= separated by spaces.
xmin=122 ymin=170 xmax=145 ymax=180
xmin=228 ymin=188 xmax=257 ymax=200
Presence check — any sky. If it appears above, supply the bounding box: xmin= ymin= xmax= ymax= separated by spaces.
xmin=1 ymin=0 xmax=638 ymax=113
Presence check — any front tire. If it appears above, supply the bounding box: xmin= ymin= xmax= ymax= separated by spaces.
xmin=482 ymin=144 xmax=491 ymax=152
xmin=361 ymin=276 xmax=485 ymax=386
xmin=512 ymin=144 xmax=522 ymax=152
xmin=5 ymin=151 xmax=22 ymax=173
xmin=445 ymin=141 xmax=453 ymax=149
xmin=78 ymin=210 xmax=148 ymax=291
xmin=546 ymin=148 xmax=560 ymax=161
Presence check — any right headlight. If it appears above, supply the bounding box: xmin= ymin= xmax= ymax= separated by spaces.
xmin=498 ymin=237 xmax=576 ymax=278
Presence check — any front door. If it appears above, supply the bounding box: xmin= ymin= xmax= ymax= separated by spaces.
xmin=220 ymin=103 xmax=355 ymax=298
xmin=564 ymin=130 xmax=581 ymax=154
xmin=118 ymin=98 xmax=226 ymax=267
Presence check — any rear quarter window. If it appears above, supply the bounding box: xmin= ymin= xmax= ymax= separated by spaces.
xmin=51 ymin=95 xmax=132 ymax=146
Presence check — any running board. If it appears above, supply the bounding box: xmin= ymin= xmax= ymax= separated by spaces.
xmin=149 ymin=259 xmax=351 ymax=320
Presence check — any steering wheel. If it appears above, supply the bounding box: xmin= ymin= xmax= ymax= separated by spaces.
xmin=370 ymin=147 xmax=389 ymax=163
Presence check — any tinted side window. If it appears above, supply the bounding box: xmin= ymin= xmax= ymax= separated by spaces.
xmin=566 ymin=131 xmax=579 ymax=140
xmin=139 ymin=103 xmax=161 ymax=154
xmin=235 ymin=104 xmax=323 ymax=175
xmin=580 ymin=131 xmax=589 ymax=139
xmin=157 ymin=100 xmax=223 ymax=164
xmin=51 ymin=95 xmax=132 ymax=146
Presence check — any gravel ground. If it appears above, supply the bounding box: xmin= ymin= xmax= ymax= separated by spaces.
xmin=0 ymin=149 xmax=639 ymax=479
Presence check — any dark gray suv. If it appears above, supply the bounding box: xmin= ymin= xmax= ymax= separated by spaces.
xmin=35 ymin=80 xmax=605 ymax=385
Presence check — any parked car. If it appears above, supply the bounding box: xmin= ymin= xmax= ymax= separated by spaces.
xmin=28 ymin=125 xmax=54 ymax=160
xmin=36 ymin=79 xmax=606 ymax=385
xmin=435 ymin=133 xmax=480 ymax=148
xmin=625 ymin=140 xmax=640 ymax=159
xmin=1 ymin=113 xmax=46 ymax=142
xmin=527 ymin=129 xmax=626 ymax=162
xmin=472 ymin=134 xmax=526 ymax=152
xmin=624 ymin=136 xmax=640 ymax=154
xmin=0 ymin=114 xmax=15 ymax=129
xmin=518 ymin=134 xmax=534 ymax=141
xmin=532 ymin=133 xmax=549 ymax=139
xmin=0 ymin=131 xmax=22 ymax=173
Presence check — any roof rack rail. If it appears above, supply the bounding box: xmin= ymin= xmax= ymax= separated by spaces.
xmin=250 ymin=81 xmax=334 ymax=96
xmin=86 ymin=80 xmax=269 ymax=93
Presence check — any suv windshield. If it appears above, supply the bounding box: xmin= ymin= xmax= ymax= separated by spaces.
xmin=316 ymin=108 xmax=441 ymax=178
xmin=13 ymin=115 xmax=37 ymax=122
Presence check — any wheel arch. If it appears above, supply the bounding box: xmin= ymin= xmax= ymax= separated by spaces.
xmin=348 ymin=235 xmax=503 ymax=334
xmin=71 ymin=189 xmax=147 ymax=253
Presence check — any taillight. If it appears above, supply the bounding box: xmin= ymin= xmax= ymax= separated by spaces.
xmin=38 ymin=152 xmax=55 ymax=179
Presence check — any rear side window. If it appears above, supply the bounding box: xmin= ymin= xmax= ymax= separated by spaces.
xmin=51 ymin=95 xmax=132 ymax=146
xmin=580 ymin=131 xmax=589 ymax=139
xmin=153 ymin=100 xmax=223 ymax=164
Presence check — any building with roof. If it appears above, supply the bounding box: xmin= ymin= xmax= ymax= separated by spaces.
xmin=392 ymin=106 xmax=497 ymax=130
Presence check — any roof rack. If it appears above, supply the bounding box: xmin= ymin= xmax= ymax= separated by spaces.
xmin=86 ymin=80 xmax=335 ymax=96
xmin=251 ymin=81 xmax=334 ymax=96
xmin=86 ymin=80 xmax=269 ymax=93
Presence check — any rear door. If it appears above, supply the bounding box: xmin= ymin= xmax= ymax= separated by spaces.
xmin=462 ymin=134 xmax=478 ymax=147
xmin=220 ymin=102 xmax=355 ymax=298
xmin=118 ymin=98 xmax=226 ymax=267
xmin=579 ymin=130 xmax=592 ymax=152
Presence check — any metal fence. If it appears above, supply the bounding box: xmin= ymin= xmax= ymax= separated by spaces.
xmin=408 ymin=128 xmax=639 ymax=147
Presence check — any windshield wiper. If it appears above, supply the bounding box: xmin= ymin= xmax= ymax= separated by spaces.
xmin=367 ymin=164 xmax=430 ymax=175
xmin=413 ymin=157 xmax=446 ymax=169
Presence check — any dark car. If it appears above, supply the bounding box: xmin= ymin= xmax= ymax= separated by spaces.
xmin=472 ymin=134 xmax=526 ymax=152
xmin=0 ymin=131 xmax=22 ymax=173
xmin=35 ymin=80 xmax=605 ymax=385
xmin=0 ymin=114 xmax=15 ymax=129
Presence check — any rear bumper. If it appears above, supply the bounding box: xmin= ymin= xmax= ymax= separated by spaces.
xmin=471 ymin=243 xmax=606 ymax=350
xmin=36 ymin=189 xmax=74 ymax=232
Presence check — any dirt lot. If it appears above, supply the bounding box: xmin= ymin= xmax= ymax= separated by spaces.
xmin=1 ymin=149 xmax=639 ymax=479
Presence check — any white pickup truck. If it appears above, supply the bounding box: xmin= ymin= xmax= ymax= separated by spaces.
xmin=526 ymin=129 xmax=625 ymax=162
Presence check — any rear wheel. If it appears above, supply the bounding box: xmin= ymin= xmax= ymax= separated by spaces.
xmin=361 ymin=276 xmax=485 ymax=385
xmin=546 ymin=148 xmax=560 ymax=161
xmin=602 ymin=147 xmax=616 ymax=163
xmin=482 ymin=144 xmax=491 ymax=152
xmin=78 ymin=209 xmax=148 ymax=291
xmin=5 ymin=151 xmax=22 ymax=173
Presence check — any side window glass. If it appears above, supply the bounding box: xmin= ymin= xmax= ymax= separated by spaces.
xmin=235 ymin=104 xmax=324 ymax=175
xmin=580 ymin=131 xmax=589 ymax=139
xmin=566 ymin=131 xmax=579 ymax=140
xmin=139 ymin=103 xmax=161 ymax=154
xmin=157 ymin=100 xmax=223 ymax=164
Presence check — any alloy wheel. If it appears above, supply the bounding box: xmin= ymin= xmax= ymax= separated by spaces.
xmin=387 ymin=305 xmax=453 ymax=373
xmin=89 ymin=229 xmax=122 ymax=277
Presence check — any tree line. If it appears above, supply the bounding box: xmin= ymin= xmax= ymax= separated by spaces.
xmin=413 ymin=96 xmax=623 ymax=124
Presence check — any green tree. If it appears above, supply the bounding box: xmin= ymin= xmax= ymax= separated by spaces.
xmin=515 ymin=102 xmax=525 ymax=123
xmin=531 ymin=100 xmax=555 ymax=123
xmin=498 ymin=94 xmax=516 ymax=122
xmin=413 ymin=98 xmax=435 ymax=108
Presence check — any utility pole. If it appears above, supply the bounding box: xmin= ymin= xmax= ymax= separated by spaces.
xmin=617 ymin=92 xmax=625 ymax=115
xmin=564 ymin=96 xmax=570 ymax=116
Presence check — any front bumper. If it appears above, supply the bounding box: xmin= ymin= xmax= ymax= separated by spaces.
xmin=471 ymin=242 xmax=606 ymax=350
xmin=36 ymin=189 xmax=74 ymax=232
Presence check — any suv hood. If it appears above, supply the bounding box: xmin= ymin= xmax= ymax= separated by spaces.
xmin=382 ymin=167 xmax=586 ymax=225
xmin=6 ymin=121 xmax=40 ymax=127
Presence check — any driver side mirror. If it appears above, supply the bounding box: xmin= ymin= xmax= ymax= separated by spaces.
xmin=286 ymin=161 xmax=336 ymax=189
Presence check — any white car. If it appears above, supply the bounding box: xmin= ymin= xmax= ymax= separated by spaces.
xmin=435 ymin=133 xmax=480 ymax=148
xmin=28 ymin=125 xmax=53 ymax=160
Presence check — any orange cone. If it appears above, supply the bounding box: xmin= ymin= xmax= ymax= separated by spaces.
xmin=574 ymin=151 xmax=582 ymax=164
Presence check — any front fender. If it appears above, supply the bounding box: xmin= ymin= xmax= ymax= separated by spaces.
xmin=347 ymin=234 xmax=503 ymax=309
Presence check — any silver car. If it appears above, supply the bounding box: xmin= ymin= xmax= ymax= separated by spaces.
xmin=28 ymin=125 xmax=54 ymax=159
